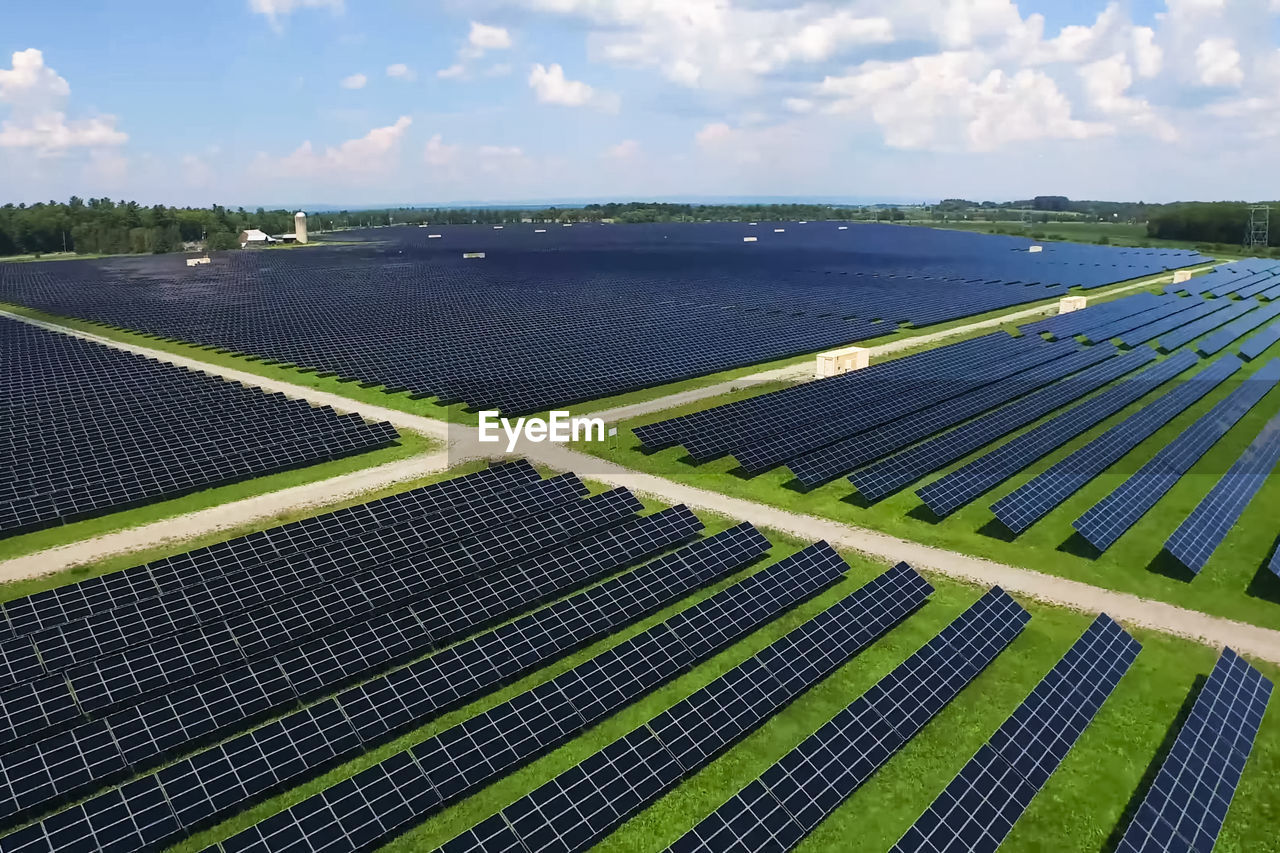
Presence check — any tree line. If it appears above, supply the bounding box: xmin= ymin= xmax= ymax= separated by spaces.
xmin=1 ymin=197 xmax=1275 ymax=259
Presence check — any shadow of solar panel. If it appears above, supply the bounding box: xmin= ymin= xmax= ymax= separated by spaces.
xmin=855 ymin=347 xmax=1153 ymax=503
xmin=991 ymin=355 xmax=1240 ymax=534
xmin=1074 ymin=358 xmax=1280 ymax=552
xmin=890 ymin=615 xmax=1139 ymax=853
xmin=1113 ymin=649 xmax=1272 ymax=853
xmin=1163 ymin=411 xmax=1280 ymax=573
xmin=918 ymin=350 xmax=1194 ymax=517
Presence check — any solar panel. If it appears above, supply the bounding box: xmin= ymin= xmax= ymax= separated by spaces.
xmin=891 ymin=615 xmax=1140 ymax=853
xmin=1114 ymin=649 xmax=1272 ymax=853
xmin=0 ymin=228 xmax=1198 ymax=416
xmin=1079 ymin=297 xmax=1209 ymax=344
xmin=0 ymin=318 xmax=400 ymax=536
xmin=1074 ymin=358 xmax=1280 ymax=552
xmin=2 ymin=523 xmax=772 ymax=852
xmin=1195 ymin=301 xmax=1280 ymax=357
xmin=991 ymin=355 xmax=1241 ymax=534
xmin=1156 ymin=299 xmax=1259 ymax=353
xmin=853 ymin=347 xmax=1155 ymax=502
xmin=1163 ymin=410 xmax=1280 ymax=573
xmin=1116 ymin=299 xmax=1221 ymax=348
xmin=1239 ymin=320 xmax=1280 ymax=361
xmin=1020 ymin=292 xmax=1163 ymax=338
xmin=917 ymin=350 xmax=1194 ymax=517
xmin=789 ymin=343 xmax=1118 ymax=487
xmin=666 ymin=588 xmax=1029 ymax=852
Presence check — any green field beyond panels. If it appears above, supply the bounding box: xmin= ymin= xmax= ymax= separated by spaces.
xmin=148 ymin=512 xmax=1276 ymax=853
xmin=574 ymin=307 xmax=1280 ymax=633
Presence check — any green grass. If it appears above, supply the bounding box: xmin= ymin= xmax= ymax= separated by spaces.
xmin=573 ymin=315 xmax=1280 ymax=632
xmin=917 ymin=220 xmax=1266 ymax=259
xmin=141 ymin=512 xmax=1278 ymax=853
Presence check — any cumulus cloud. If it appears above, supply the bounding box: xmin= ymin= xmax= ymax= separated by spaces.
xmin=0 ymin=49 xmax=127 ymax=155
xmin=339 ymin=72 xmax=367 ymax=89
xmin=1195 ymin=37 xmax=1244 ymax=86
xmin=436 ymin=64 xmax=466 ymax=79
xmin=386 ymin=63 xmax=415 ymax=81
xmin=267 ymin=116 xmax=411 ymax=177
xmin=468 ymin=22 xmax=512 ymax=52
xmin=247 ymin=0 xmax=342 ymax=27
xmin=1079 ymin=54 xmax=1176 ymax=141
xmin=605 ymin=139 xmax=640 ymax=159
xmin=528 ymin=63 xmax=619 ymax=112
xmin=424 ymin=133 xmax=460 ymax=167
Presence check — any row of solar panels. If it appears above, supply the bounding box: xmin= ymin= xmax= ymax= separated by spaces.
xmin=0 ymin=462 xmax=1267 ymax=853
xmin=0 ymin=319 xmax=399 ymax=537
xmin=637 ymin=273 xmax=1280 ymax=575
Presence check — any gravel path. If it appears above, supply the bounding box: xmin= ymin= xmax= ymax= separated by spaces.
xmin=9 ymin=276 xmax=1277 ymax=664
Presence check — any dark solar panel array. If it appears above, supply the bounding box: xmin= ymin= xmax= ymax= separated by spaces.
xmin=0 ymin=224 xmax=1201 ymax=414
xmin=216 ymin=543 xmax=862 ymax=853
xmin=916 ymin=350 xmax=1194 ymax=516
xmin=0 ymin=461 xmax=539 ymax=639
xmin=1153 ymin=299 xmax=1259 ymax=352
xmin=1078 ymin=296 xmax=1205 ymax=344
xmin=1196 ymin=301 xmax=1280 ymax=357
xmin=0 ymin=496 xmax=716 ymax=828
xmin=1116 ymin=298 xmax=1221 ymax=348
xmin=1074 ymin=358 xmax=1280 ymax=552
xmin=435 ymin=563 xmax=932 ymax=853
xmin=0 ymin=319 xmax=398 ymax=536
xmin=1240 ymin=321 xmax=1280 ymax=361
xmin=991 ymin=356 xmax=1241 ymax=534
xmin=1163 ymin=411 xmax=1280 ymax=573
xmin=1019 ymin=292 xmax=1163 ymax=338
xmin=1114 ymin=649 xmax=1272 ymax=853
xmin=0 ymin=494 xmax=771 ymax=851
xmin=891 ymin=615 xmax=1139 ymax=853
xmin=632 ymin=333 xmax=1019 ymax=452
xmin=1199 ymin=260 xmax=1280 ymax=297
xmin=735 ymin=337 xmax=1073 ymax=477
xmin=789 ymin=343 xmax=1116 ymax=488
xmin=664 ymin=588 xmax=1028 ymax=853
xmin=852 ymin=347 xmax=1154 ymax=502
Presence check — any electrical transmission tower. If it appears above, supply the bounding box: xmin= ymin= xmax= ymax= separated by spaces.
xmin=1245 ymin=205 xmax=1270 ymax=251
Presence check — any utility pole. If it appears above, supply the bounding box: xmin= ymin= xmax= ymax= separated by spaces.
xmin=1246 ymin=205 xmax=1270 ymax=252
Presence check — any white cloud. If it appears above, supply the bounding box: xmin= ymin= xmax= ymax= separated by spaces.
xmin=605 ymin=139 xmax=640 ymax=159
xmin=1079 ymin=54 xmax=1176 ymax=141
xmin=386 ymin=63 xmax=415 ymax=81
xmin=695 ymin=122 xmax=734 ymax=149
xmin=1131 ymin=26 xmax=1163 ymax=78
xmin=268 ymin=116 xmax=411 ymax=177
xmin=528 ymin=63 xmax=619 ymax=112
xmin=339 ymin=72 xmax=367 ymax=90
xmin=424 ymin=133 xmax=460 ymax=167
xmin=784 ymin=97 xmax=815 ymax=113
xmin=818 ymin=52 xmax=1107 ymax=152
xmin=1195 ymin=37 xmax=1244 ymax=86
xmin=247 ymin=0 xmax=342 ymax=27
xmin=469 ymin=22 xmax=512 ymax=51
xmin=0 ymin=49 xmax=127 ymax=155
xmin=437 ymin=63 xmax=466 ymax=80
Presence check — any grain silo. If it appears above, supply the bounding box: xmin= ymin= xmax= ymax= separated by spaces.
xmin=294 ymin=211 xmax=308 ymax=244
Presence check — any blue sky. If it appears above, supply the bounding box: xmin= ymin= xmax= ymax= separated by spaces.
xmin=2 ymin=0 xmax=1278 ymax=207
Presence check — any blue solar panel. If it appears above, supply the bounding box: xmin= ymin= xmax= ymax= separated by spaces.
xmin=1114 ymin=649 xmax=1271 ymax=853
xmin=1020 ymin=292 xmax=1162 ymax=338
xmin=890 ymin=615 xmax=1139 ymax=853
xmin=991 ymin=355 xmax=1241 ymax=534
xmin=789 ymin=343 xmax=1115 ymax=487
xmin=1077 ymin=296 xmax=1198 ymax=343
xmin=1156 ymin=300 xmax=1259 ymax=353
xmin=1196 ymin=302 xmax=1280 ymax=356
xmin=1239 ymin=321 xmax=1280 ymax=361
xmin=1116 ymin=299 xmax=1219 ymax=348
xmin=917 ymin=350 xmax=1194 ymax=517
xmin=1163 ymin=411 xmax=1280 ymax=573
xmin=852 ymin=347 xmax=1154 ymax=503
xmin=1073 ymin=358 xmax=1280 ymax=552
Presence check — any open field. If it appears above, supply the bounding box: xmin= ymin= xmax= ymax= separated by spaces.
xmin=573 ymin=299 xmax=1280 ymax=633
xmin=0 ymin=491 xmax=1273 ymax=853
xmin=917 ymin=219 xmax=1270 ymax=258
